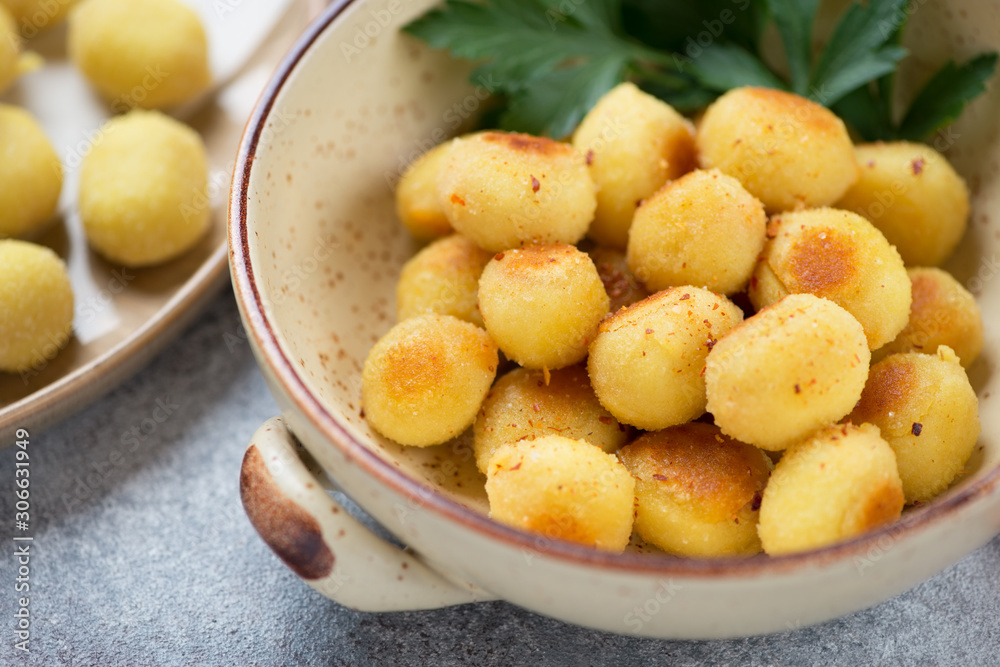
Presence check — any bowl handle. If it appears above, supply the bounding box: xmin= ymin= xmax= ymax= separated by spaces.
xmin=240 ymin=416 xmax=494 ymax=611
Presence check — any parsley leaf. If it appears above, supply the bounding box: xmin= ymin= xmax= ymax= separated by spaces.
xmin=897 ymin=53 xmax=1000 ymax=141
xmin=767 ymin=0 xmax=822 ymax=95
xmin=404 ymin=0 xmax=997 ymax=143
xmin=808 ymin=0 xmax=908 ymax=106
xmin=404 ymin=0 xmax=669 ymax=137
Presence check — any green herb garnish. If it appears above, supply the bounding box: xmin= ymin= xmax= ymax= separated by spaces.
xmin=403 ymin=0 xmax=997 ymax=141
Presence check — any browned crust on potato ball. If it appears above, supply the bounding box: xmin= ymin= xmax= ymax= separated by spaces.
xmin=619 ymin=423 xmax=769 ymax=522
xmin=482 ymin=131 xmax=572 ymax=156
xmin=850 ymin=360 xmax=917 ymax=424
xmin=785 ymin=226 xmax=857 ymax=294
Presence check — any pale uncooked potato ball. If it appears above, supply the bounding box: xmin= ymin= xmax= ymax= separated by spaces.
xmin=397 ymin=234 xmax=492 ymax=327
xmin=749 ymin=207 xmax=911 ymax=350
xmin=0 ymin=240 xmax=74 ymax=373
xmin=395 ymin=140 xmax=454 ymax=241
xmin=571 ymin=82 xmax=696 ymax=248
xmin=485 ymin=435 xmax=635 ymax=552
xmin=362 ymin=314 xmax=498 ymax=447
xmin=0 ymin=105 xmax=63 ymax=238
xmin=627 ymin=169 xmax=767 ymax=294
xmin=478 ymin=243 xmax=608 ymax=370
xmin=78 ymin=110 xmax=209 ymax=267
xmin=849 ymin=347 xmax=980 ymax=504
xmin=588 ymin=246 xmax=650 ymax=314
xmin=0 ymin=5 xmax=23 ymax=94
xmin=837 ymin=142 xmax=969 ymax=266
xmin=874 ymin=267 xmax=983 ymax=367
xmin=618 ymin=423 xmax=770 ymax=558
xmin=2 ymin=0 xmax=77 ymax=33
xmin=437 ymin=132 xmax=595 ymax=252
xmin=68 ymin=0 xmax=210 ymax=110
xmin=758 ymin=423 xmax=903 ymax=555
xmin=705 ymin=294 xmax=870 ymax=451
xmin=696 ymin=87 xmax=858 ymax=213
xmin=473 ymin=364 xmax=629 ymax=474
xmin=588 ymin=287 xmax=743 ymax=430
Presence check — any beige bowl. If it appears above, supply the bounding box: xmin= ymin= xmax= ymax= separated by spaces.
xmin=230 ymin=0 xmax=1000 ymax=638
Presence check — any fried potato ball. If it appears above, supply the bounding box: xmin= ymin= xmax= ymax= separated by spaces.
xmin=473 ymin=364 xmax=629 ymax=474
xmin=485 ymin=435 xmax=635 ymax=552
xmin=849 ymin=347 xmax=980 ymax=504
xmin=362 ymin=314 xmax=499 ymax=447
xmin=395 ymin=140 xmax=454 ymax=241
xmin=437 ymin=132 xmax=596 ymax=252
xmin=588 ymin=287 xmax=743 ymax=430
xmin=696 ymin=87 xmax=858 ymax=213
xmin=618 ymin=423 xmax=771 ymax=558
xmin=705 ymin=294 xmax=870 ymax=451
xmin=478 ymin=243 xmax=608 ymax=370
xmin=874 ymin=267 xmax=983 ymax=367
xmin=758 ymin=423 xmax=903 ymax=555
xmin=836 ymin=142 xmax=969 ymax=266
xmin=2 ymin=0 xmax=77 ymax=33
xmin=627 ymin=169 xmax=767 ymax=294
xmin=588 ymin=245 xmax=650 ymax=314
xmin=0 ymin=105 xmax=63 ymax=238
xmin=571 ymin=82 xmax=696 ymax=248
xmin=0 ymin=240 xmax=74 ymax=373
xmin=748 ymin=208 xmax=911 ymax=350
xmin=78 ymin=110 xmax=209 ymax=267
xmin=397 ymin=234 xmax=492 ymax=328
xmin=68 ymin=0 xmax=210 ymax=110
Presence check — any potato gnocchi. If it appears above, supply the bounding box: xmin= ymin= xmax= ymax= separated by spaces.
xmin=366 ymin=84 xmax=982 ymax=557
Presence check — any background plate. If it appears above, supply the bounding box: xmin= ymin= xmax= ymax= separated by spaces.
xmin=0 ymin=0 xmax=316 ymax=444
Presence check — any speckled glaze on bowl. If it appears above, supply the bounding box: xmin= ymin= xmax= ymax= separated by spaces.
xmin=230 ymin=0 xmax=1000 ymax=638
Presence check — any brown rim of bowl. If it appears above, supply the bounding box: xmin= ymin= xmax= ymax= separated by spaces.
xmin=229 ymin=0 xmax=1000 ymax=577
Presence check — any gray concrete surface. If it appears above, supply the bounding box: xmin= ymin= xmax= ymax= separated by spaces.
xmin=2 ymin=289 xmax=999 ymax=666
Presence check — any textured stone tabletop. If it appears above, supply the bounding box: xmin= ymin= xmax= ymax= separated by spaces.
xmin=2 ymin=289 xmax=999 ymax=666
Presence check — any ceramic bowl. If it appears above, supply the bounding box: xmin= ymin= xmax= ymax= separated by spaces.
xmin=230 ymin=0 xmax=1000 ymax=638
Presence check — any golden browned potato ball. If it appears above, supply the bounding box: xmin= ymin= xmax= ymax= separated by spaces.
xmin=78 ymin=110 xmax=209 ymax=267
xmin=2 ymin=0 xmax=77 ymax=33
xmin=395 ymin=140 xmax=454 ymax=241
xmin=436 ymin=132 xmax=596 ymax=252
xmin=627 ymin=169 xmax=767 ymax=294
xmin=696 ymin=87 xmax=858 ymax=213
xmin=478 ymin=243 xmax=608 ymax=370
xmin=0 ymin=240 xmax=74 ymax=373
xmin=0 ymin=105 xmax=63 ymax=238
xmin=362 ymin=314 xmax=499 ymax=447
xmin=758 ymin=423 xmax=903 ymax=555
xmin=705 ymin=294 xmax=870 ymax=451
xmin=748 ymin=207 xmax=911 ymax=350
xmin=618 ymin=423 xmax=771 ymax=557
xmin=571 ymin=82 xmax=696 ymax=248
xmin=837 ymin=142 xmax=969 ymax=266
xmin=485 ymin=435 xmax=635 ymax=552
xmin=588 ymin=287 xmax=743 ymax=430
xmin=588 ymin=245 xmax=650 ymax=314
xmin=396 ymin=234 xmax=492 ymax=328
xmin=874 ymin=267 xmax=983 ymax=367
xmin=848 ymin=347 xmax=980 ymax=504
xmin=473 ymin=364 xmax=629 ymax=474
xmin=68 ymin=0 xmax=210 ymax=110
